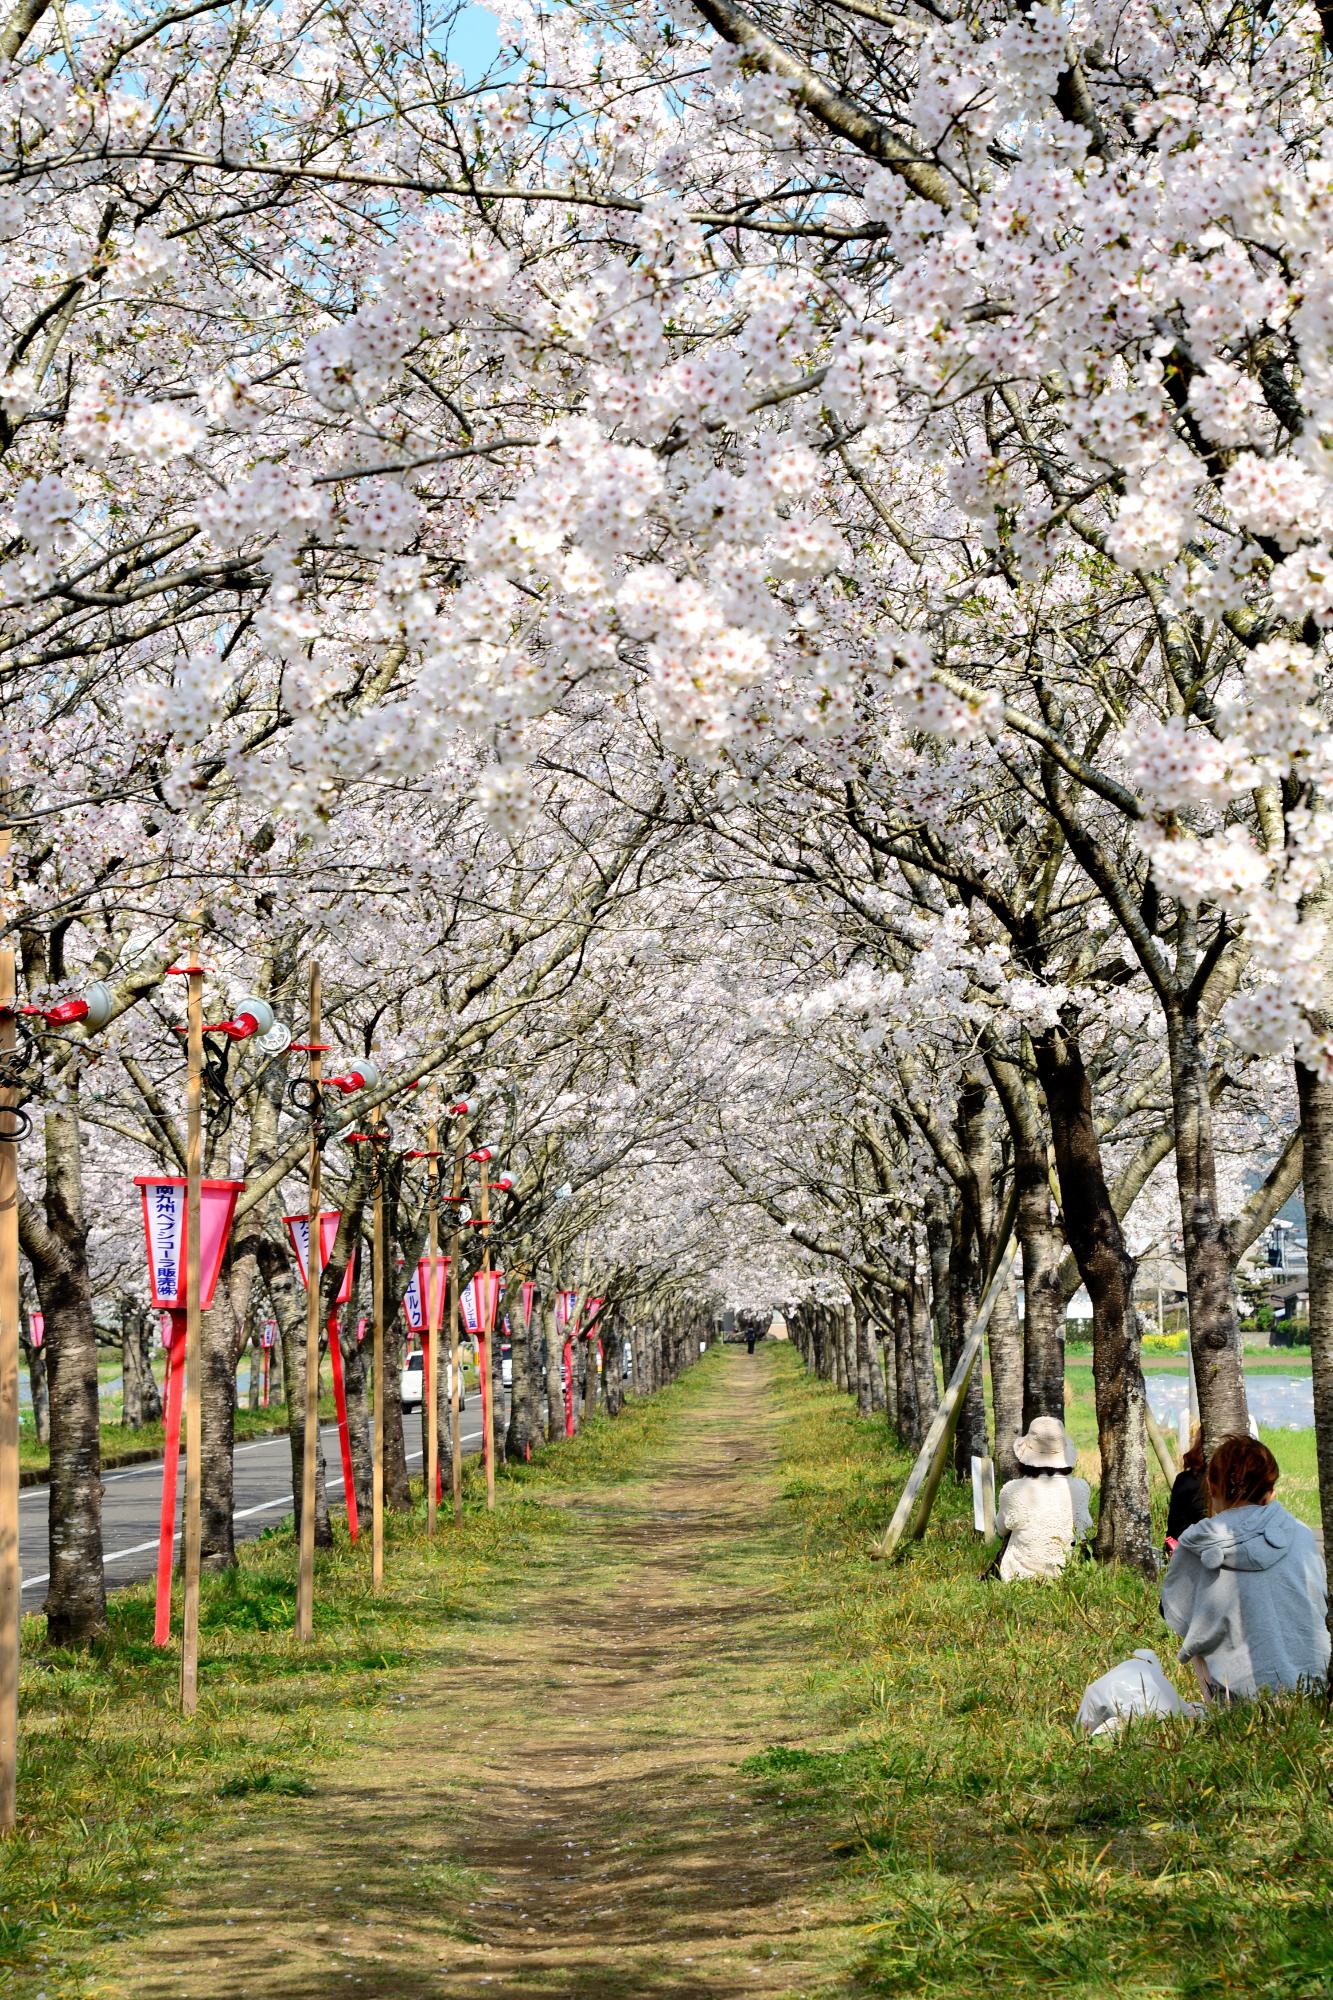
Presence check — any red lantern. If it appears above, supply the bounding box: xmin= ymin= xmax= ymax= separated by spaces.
xmin=461 ymin=1269 xmax=502 ymax=1336
xmin=283 ymin=1210 xmax=356 ymax=1306
xmin=135 ymin=1175 xmax=245 ymax=1313
xmin=282 ymin=1209 xmax=360 ymax=1541
xmin=401 ymin=1255 xmax=450 ymax=1335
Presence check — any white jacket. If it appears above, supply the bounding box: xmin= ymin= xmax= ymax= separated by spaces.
xmin=996 ymin=1472 xmax=1093 ymax=1580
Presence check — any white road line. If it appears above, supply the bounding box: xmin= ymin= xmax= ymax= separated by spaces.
xmin=22 ymin=1426 xmax=486 ymax=1592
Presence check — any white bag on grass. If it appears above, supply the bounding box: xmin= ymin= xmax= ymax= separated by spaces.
xmin=1076 ymin=1649 xmax=1201 ymax=1736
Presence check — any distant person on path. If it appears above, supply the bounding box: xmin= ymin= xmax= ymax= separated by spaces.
xmin=994 ymin=1417 xmax=1093 ymax=1581
xmin=746 ymin=1327 xmax=757 ymax=1355
xmin=1160 ymin=1435 xmax=1329 ymax=1702
xmin=1164 ymin=1426 xmax=1207 ymax=1557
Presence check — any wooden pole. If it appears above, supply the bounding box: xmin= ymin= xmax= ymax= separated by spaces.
xmin=0 ymin=828 xmax=20 ymax=1828
xmin=448 ymin=1125 xmax=464 ymax=1528
xmin=179 ymin=963 xmax=205 ymax=1714
xmin=425 ymin=1114 xmax=440 ymax=1538
xmin=294 ymin=964 xmax=322 ymax=1643
xmin=1145 ymin=1404 xmax=1180 ymax=1485
xmin=371 ymin=1123 xmax=387 ymax=1591
xmin=479 ymin=1157 xmax=495 ymax=1512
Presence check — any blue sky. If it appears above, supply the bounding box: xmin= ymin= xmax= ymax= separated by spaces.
xmin=452 ymin=3 xmax=502 ymax=79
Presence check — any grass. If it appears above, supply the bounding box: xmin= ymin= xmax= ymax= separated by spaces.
xmin=757 ymin=1354 xmax=1333 ymax=2000
xmin=0 ymin=1371 xmax=694 ymax=1996
xmin=7 ymin=1347 xmax=1331 ymax=2000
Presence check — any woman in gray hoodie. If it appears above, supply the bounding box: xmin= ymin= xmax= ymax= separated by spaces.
xmin=1160 ymin=1435 xmax=1329 ymax=1702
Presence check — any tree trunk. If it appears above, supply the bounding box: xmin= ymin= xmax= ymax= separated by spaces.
xmin=1165 ymin=998 xmax=1249 ymax=1446
xmin=199 ymin=1289 xmax=240 ymax=1569
xmin=866 ymin=1310 xmax=888 ymax=1416
xmin=1035 ymin=1023 xmax=1154 ymax=1572
xmin=948 ymin=1208 xmax=988 ymax=1474
xmin=24 ymin=1100 xmax=107 ymax=1645
xmin=850 ymin=1303 xmax=871 ymax=1415
xmin=506 ymin=1304 xmax=535 ymax=1458
xmin=23 ymin=1319 xmax=50 ymax=1444
xmin=381 ymin=1299 xmax=412 ymax=1509
xmin=120 ymin=1306 xmax=149 ymax=1430
xmin=988 ymin=1276 xmax=1025 ymax=1482
xmin=909 ymin=1272 xmax=937 ymax=1429
xmin=260 ymin=1234 xmax=332 ymax=1550
xmin=1296 ymin=1052 xmax=1333 ymax=1626
xmin=892 ymin=1300 xmax=918 ymax=1447
xmin=342 ymin=1313 xmax=373 ymax=1519
xmin=581 ymin=1329 xmax=598 ymax=1427
xmin=987 ymin=1041 xmax=1067 ymax=1428
xmin=544 ymin=1301 xmax=564 ymax=1440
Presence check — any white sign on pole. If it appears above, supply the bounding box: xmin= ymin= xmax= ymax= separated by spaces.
xmin=145 ymin=1182 xmax=186 ymax=1306
xmin=970 ymin=1455 xmax=996 ymax=1538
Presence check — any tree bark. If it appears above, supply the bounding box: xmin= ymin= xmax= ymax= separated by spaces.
xmin=23 ymin=1098 xmax=107 ymax=1644
xmin=909 ymin=1271 xmax=937 ymax=1429
xmin=1296 ymin=1052 xmax=1333 ymax=1626
xmin=544 ymin=1300 xmax=564 ymax=1440
xmin=119 ymin=1304 xmax=153 ymax=1430
xmin=888 ymin=1300 xmax=912 ymax=1445
xmin=987 ymin=1042 xmax=1066 ymax=1426
xmin=948 ymin=1205 xmax=989 ymax=1474
xmin=1165 ymin=997 xmax=1249 ymax=1446
xmin=1034 ymin=1022 xmax=1154 ymax=1573
xmin=865 ymin=1307 xmax=888 ymax=1415
xmin=259 ymin=1232 xmax=332 ymax=1550
xmin=850 ymin=1302 xmax=871 ymax=1414
xmin=198 ymin=1288 xmax=240 ymax=1569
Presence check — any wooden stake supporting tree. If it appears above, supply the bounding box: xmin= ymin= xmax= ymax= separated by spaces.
xmin=473 ymin=1150 xmax=497 ymax=1513
xmin=295 ymin=964 xmax=323 ymax=1644
xmin=0 ymin=829 xmax=18 ymax=1830
xmin=370 ymin=1118 xmax=390 ymax=1592
xmin=449 ymin=1117 xmax=466 ymax=1526
xmin=178 ymin=960 xmax=205 ymax=1714
xmin=426 ymin=1113 xmax=441 ymax=1537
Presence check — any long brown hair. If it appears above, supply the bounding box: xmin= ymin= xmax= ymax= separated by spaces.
xmin=1181 ymin=1425 xmax=1205 ymax=1475
xmin=1205 ymin=1435 xmax=1278 ymax=1514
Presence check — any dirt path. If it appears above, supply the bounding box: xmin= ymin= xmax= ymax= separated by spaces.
xmin=94 ymin=1352 xmax=862 ymax=2000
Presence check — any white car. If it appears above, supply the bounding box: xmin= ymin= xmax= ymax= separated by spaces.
xmin=400 ymin=1350 xmax=466 ymax=1412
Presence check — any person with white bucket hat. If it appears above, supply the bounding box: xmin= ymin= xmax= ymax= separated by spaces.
xmin=994 ymin=1416 xmax=1093 ymax=1581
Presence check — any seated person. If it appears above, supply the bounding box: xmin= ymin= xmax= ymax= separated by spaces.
xmin=1165 ymin=1425 xmax=1206 ymax=1556
xmin=995 ymin=1417 xmax=1093 ymax=1580
xmin=1160 ymin=1434 xmax=1329 ymax=1701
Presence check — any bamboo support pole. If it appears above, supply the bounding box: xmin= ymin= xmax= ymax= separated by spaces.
xmin=448 ymin=1125 xmax=464 ymax=1528
xmin=179 ymin=963 xmax=205 ymax=1713
xmin=295 ymin=964 xmax=322 ymax=1643
xmin=0 ymin=829 xmax=19 ymax=1828
xmin=1145 ymin=1404 xmax=1180 ymax=1485
xmin=425 ymin=1114 xmax=440 ymax=1538
xmin=372 ymin=1123 xmax=387 ymax=1591
xmin=480 ymin=1159 xmax=495 ymax=1513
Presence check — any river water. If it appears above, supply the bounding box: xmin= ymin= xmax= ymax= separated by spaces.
xmin=1147 ymin=1373 xmax=1313 ymax=1432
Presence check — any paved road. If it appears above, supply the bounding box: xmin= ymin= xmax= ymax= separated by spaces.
xmin=21 ymin=1405 xmax=488 ymax=1603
